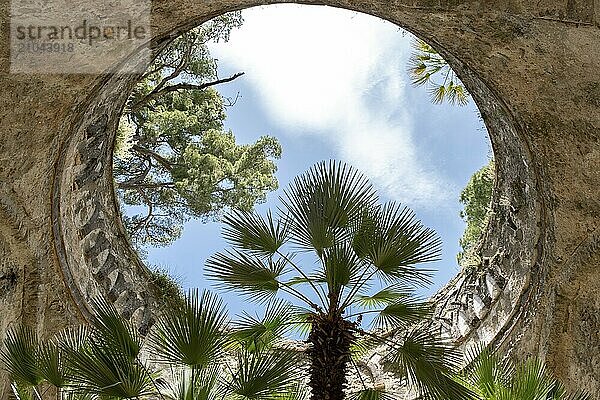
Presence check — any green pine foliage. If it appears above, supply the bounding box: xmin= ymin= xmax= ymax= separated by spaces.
xmin=147 ymin=265 xmax=186 ymax=309
xmin=457 ymin=160 xmax=494 ymax=267
xmin=114 ymin=12 xmax=282 ymax=248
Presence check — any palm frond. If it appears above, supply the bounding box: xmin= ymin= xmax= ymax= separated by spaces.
xmin=319 ymin=242 xmax=364 ymax=294
xmin=226 ymin=347 xmax=304 ymax=400
xmin=349 ymin=333 xmax=381 ymax=362
xmin=288 ymin=308 xmax=314 ymax=337
xmin=10 ymin=382 xmax=35 ymax=400
xmin=65 ymin=340 xmax=154 ymax=398
xmin=352 ymin=202 xmax=438 ymax=286
xmin=270 ymin=383 xmax=309 ymax=400
xmin=353 ymin=284 xmax=412 ymax=308
xmin=61 ymin=392 xmax=95 ymax=400
xmin=231 ymin=299 xmax=297 ymax=352
xmin=429 ymin=85 xmax=447 ymax=105
xmin=286 ymin=276 xmax=326 ymax=286
xmin=90 ymin=297 xmax=141 ymax=361
xmin=408 ymin=38 xmax=470 ymax=106
xmin=166 ymin=365 xmax=226 ymax=400
xmin=56 ymin=326 xmax=89 ymax=353
xmin=562 ymin=390 xmax=593 ymax=400
xmin=459 ymin=344 xmax=513 ymax=397
xmin=61 ymin=319 xmax=153 ymax=399
xmin=0 ymin=326 xmax=43 ymax=387
xmin=148 ymin=289 xmax=229 ymax=368
xmin=371 ymin=298 xmax=433 ymax=331
xmin=446 ymin=82 xmax=469 ymax=106
xmin=59 ymin=303 xmax=150 ymax=397
xmin=222 ymin=210 xmax=289 ymax=257
xmin=348 ymin=387 xmax=399 ymax=400
xmin=206 ymin=250 xmax=285 ymax=303
xmin=459 ymin=345 xmax=592 ymax=400
xmin=37 ymin=339 xmax=69 ymax=388
xmin=509 ymin=358 xmax=555 ymax=399
xmin=281 ymin=161 xmax=377 ymax=255
xmin=382 ymin=328 xmax=473 ymax=400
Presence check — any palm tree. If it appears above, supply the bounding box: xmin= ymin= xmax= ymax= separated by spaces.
xmin=205 ymin=161 xmax=471 ymax=400
xmin=454 ymin=346 xmax=591 ymax=400
xmin=1 ymin=291 xmax=303 ymax=400
xmin=408 ymin=39 xmax=469 ymax=106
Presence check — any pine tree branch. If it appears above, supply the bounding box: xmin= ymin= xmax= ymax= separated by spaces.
xmin=131 ymin=145 xmax=175 ymax=171
xmin=131 ymin=72 xmax=245 ymax=110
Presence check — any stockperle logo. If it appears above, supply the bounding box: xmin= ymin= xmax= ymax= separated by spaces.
xmin=10 ymin=0 xmax=151 ymax=74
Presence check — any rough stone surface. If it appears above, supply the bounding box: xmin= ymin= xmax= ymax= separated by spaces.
xmin=1 ymin=0 xmax=599 ymax=398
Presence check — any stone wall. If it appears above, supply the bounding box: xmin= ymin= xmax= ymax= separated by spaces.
xmin=0 ymin=0 xmax=599 ymax=398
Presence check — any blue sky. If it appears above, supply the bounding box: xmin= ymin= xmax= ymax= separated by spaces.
xmin=145 ymin=5 xmax=491 ymax=317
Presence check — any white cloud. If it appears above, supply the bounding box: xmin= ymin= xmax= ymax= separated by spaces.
xmin=209 ymin=5 xmax=451 ymax=207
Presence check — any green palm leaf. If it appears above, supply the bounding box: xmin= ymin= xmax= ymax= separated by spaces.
xmin=371 ymin=298 xmax=432 ymax=330
xmin=559 ymin=388 xmax=592 ymax=400
xmin=37 ymin=339 xmax=69 ymax=388
xmin=459 ymin=344 xmax=513 ymax=397
xmin=222 ymin=210 xmax=289 ymax=256
xmin=0 ymin=326 xmax=43 ymax=387
xmin=352 ymin=202 xmax=438 ymax=285
xmin=320 ymin=242 xmax=364 ymax=294
xmin=429 ymin=85 xmax=447 ymax=105
xmin=167 ymin=366 xmax=226 ymax=400
xmin=348 ymin=388 xmax=398 ymax=400
xmin=353 ymin=284 xmax=412 ymax=308
xmin=286 ymin=275 xmax=325 ymax=286
xmin=148 ymin=289 xmax=229 ymax=368
xmin=231 ymin=299 xmax=297 ymax=352
xmin=408 ymin=39 xmax=470 ymax=106
xmin=281 ymin=161 xmax=377 ymax=254
xmin=10 ymin=382 xmax=35 ymax=400
xmin=226 ymin=347 xmax=303 ymax=400
xmin=509 ymin=358 xmax=556 ymax=399
xmin=446 ymin=82 xmax=469 ymax=106
xmin=382 ymin=328 xmax=473 ymax=400
xmin=57 ymin=326 xmax=89 ymax=352
xmin=90 ymin=297 xmax=141 ymax=361
xmin=288 ymin=308 xmax=314 ymax=337
xmin=65 ymin=340 xmax=153 ymax=398
xmin=271 ymin=383 xmax=309 ymax=400
xmin=61 ymin=391 xmax=95 ymax=400
xmin=458 ymin=345 xmax=592 ymax=400
xmin=349 ymin=333 xmax=381 ymax=362
xmin=206 ymin=249 xmax=285 ymax=303
xmin=58 ymin=300 xmax=151 ymax=397
xmin=61 ymin=314 xmax=152 ymax=399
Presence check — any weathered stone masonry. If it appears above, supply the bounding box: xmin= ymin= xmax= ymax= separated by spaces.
xmin=1 ymin=0 xmax=599 ymax=398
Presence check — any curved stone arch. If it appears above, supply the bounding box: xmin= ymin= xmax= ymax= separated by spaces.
xmin=1 ymin=0 xmax=598 ymax=397
xmin=53 ymin=0 xmax=542 ymax=370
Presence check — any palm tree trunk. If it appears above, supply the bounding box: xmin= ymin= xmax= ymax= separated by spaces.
xmin=307 ymin=314 xmax=355 ymax=400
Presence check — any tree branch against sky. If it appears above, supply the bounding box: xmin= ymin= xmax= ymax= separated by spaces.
xmin=114 ymin=12 xmax=282 ymax=249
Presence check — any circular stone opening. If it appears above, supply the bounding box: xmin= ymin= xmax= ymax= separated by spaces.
xmin=52 ymin=1 xmax=541 ymax=352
